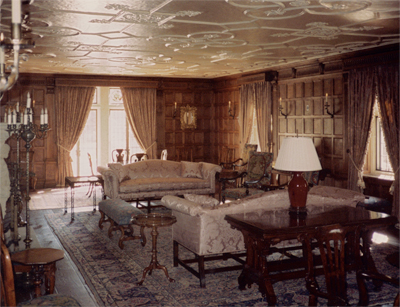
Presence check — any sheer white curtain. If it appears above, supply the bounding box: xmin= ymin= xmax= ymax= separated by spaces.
xmin=120 ymin=88 xmax=157 ymax=159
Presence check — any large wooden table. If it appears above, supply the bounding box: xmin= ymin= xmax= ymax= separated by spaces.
xmin=225 ymin=205 xmax=397 ymax=306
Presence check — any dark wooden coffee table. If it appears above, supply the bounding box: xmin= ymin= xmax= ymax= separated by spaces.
xmin=133 ymin=213 xmax=177 ymax=285
xmin=65 ymin=176 xmax=104 ymax=222
xmin=225 ymin=206 xmax=398 ymax=306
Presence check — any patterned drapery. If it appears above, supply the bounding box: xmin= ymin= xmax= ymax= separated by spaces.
xmin=375 ymin=65 xmax=399 ymax=219
xmin=347 ymin=64 xmax=399 ymax=219
xmin=55 ymin=86 xmax=95 ymax=186
xmin=120 ymin=88 xmax=157 ymax=159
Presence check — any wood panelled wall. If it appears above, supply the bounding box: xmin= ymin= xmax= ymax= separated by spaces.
xmin=277 ymin=73 xmax=347 ymax=188
xmin=1 ymin=47 xmax=398 ymax=191
xmin=1 ymin=76 xmax=215 ymax=188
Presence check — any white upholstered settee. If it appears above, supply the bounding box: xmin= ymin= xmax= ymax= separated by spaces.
xmin=161 ymin=186 xmax=366 ymax=287
xmin=98 ymin=160 xmax=221 ymax=212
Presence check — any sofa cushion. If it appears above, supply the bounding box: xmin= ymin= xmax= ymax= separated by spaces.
xmin=308 ymin=186 xmax=365 ymax=202
xmin=125 ymin=160 xmax=183 ymax=179
xmin=120 ymin=177 xmax=209 ymax=193
xmin=181 ymin=161 xmax=203 ymax=179
xmin=184 ymin=194 xmax=219 ymax=208
xmin=108 ymin=163 xmax=129 ymax=182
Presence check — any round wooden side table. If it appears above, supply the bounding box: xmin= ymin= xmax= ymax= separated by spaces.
xmin=133 ymin=213 xmax=177 ymax=285
xmin=11 ymin=248 xmax=64 ymax=297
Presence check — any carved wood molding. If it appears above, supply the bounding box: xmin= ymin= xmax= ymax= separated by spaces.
xmin=343 ymin=50 xmax=399 ymax=70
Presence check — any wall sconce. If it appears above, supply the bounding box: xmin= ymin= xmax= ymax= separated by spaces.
xmin=324 ymin=93 xmax=335 ymax=118
xmin=228 ymin=101 xmax=235 ymax=119
xmin=173 ymin=102 xmax=177 ymax=118
xmin=279 ymin=98 xmax=288 ymax=119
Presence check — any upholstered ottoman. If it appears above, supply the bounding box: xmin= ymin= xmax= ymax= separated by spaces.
xmin=98 ymin=199 xmax=146 ymax=249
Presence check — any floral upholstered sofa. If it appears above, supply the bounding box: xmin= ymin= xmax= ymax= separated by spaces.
xmin=161 ymin=186 xmax=366 ymax=287
xmin=97 ymin=160 xmax=221 ymax=211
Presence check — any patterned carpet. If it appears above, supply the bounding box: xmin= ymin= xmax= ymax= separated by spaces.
xmin=45 ymin=211 xmax=399 ymax=307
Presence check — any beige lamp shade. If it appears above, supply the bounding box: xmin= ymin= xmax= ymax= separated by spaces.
xmin=274 ymin=137 xmax=322 ymax=172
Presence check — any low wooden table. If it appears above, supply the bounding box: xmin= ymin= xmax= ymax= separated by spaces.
xmin=65 ymin=176 xmax=104 ymax=222
xmin=133 ymin=213 xmax=177 ymax=285
xmin=11 ymin=248 xmax=64 ymax=298
xmin=225 ymin=206 xmax=398 ymax=306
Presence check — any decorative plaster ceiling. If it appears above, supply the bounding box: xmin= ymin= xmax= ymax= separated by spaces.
xmin=1 ymin=0 xmax=399 ymax=78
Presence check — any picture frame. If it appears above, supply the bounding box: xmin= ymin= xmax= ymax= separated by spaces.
xmin=180 ymin=104 xmax=197 ymax=130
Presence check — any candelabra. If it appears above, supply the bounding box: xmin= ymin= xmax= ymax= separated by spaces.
xmin=6 ymin=93 xmax=49 ymax=249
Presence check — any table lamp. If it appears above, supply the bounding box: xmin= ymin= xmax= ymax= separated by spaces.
xmin=274 ymin=137 xmax=322 ymax=215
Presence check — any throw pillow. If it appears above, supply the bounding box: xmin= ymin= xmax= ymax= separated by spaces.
xmin=184 ymin=194 xmax=220 ymax=208
xmin=108 ymin=163 xmax=130 ymax=182
xmin=181 ymin=161 xmax=203 ymax=179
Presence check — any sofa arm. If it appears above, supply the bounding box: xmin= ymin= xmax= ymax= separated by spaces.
xmin=161 ymin=195 xmax=207 ymax=217
xmin=201 ymin=162 xmax=222 ymax=193
xmin=97 ymin=166 xmax=119 ymax=199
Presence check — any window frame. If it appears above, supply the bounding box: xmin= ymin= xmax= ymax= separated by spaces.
xmin=363 ymin=102 xmax=394 ymax=179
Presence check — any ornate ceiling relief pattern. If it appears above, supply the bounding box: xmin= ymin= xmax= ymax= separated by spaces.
xmin=0 ymin=0 xmax=397 ymax=78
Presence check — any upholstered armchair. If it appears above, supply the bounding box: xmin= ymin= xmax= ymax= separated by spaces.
xmin=220 ymin=151 xmax=274 ymax=203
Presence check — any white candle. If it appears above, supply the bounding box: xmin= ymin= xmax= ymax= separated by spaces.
xmin=12 ymin=110 xmax=16 ymax=124
xmin=44 ymin=108 xmax=48 ymax=124
xmin=279 ymin=97 xmax=282 ymax=105
xmin=16 ymin=102 xmax=19 ymax=113
xmin=4 ymin=112 xmax=7 ymax=123
xmin=26 ymin=92 xmax=31 ymax=109
xmin=8 ymin=110 xmax=11 ymax=124
xmin=12 ymin=0 xmax=21 ymax=24
xmin=40 ymin=109 xmax=44 ymax=125
xmin=0 ymin=47 xmax=4 ymax=65
xmin=325 ymin=93 xmax=328 ymax=103
xmin=228 ymin=101 xmax=231 ymax=109
xmin=23 ymin=113 xmax=27 ymax=125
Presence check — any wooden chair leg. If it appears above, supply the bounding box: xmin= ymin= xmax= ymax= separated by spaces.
xmin=198 ymin=255 xmax=206 ymax=288
xmin=173 ymin=240 xmax=179 ymax=267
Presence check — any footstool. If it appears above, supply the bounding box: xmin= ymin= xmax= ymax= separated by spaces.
xmin=98 ymin=199 xmax=146 ymax=249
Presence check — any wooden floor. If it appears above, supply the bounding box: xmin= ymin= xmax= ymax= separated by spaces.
xmin=10 ymin=207 xmax=99 ymax=306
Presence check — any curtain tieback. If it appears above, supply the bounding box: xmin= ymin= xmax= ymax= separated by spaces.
xmin=57 ymin=143 xmax=71 ymax=153
xmin=145 ymin=142 xmax=156 ymax=152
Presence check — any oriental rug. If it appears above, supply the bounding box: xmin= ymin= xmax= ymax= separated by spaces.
xmin=45 ymin=211 xmax=399 ymax=306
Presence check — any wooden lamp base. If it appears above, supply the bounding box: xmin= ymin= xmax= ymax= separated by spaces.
xmin=288 ymin=172 xmax=308 ymax=215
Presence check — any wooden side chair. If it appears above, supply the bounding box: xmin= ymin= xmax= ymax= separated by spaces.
xmin=220 ymin=151 xmax=274 ymax=203
xmin=298 ymin=224 xmax=361 ymax=306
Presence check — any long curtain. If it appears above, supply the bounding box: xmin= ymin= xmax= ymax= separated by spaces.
xmin=55 ymin=86 xmax=95 ymax=187
xmin=254 ymin=81 xmax=272 ymax=152
xmin=347 ymin=67 xmax=376 ymax=192
xmin=375 ymin=65 xmax=399 ymax=219
xmin=239 ymin=84 xmax=255 ymax=155
xmin=121 ymin=88 xmax=157 ymax=159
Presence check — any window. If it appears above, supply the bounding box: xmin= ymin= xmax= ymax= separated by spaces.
xmin=364 ymin=101 xmax=394 ymax=178
xmin=71 ymin=87 xmax=142 ymax=176
xmin=249 ymin=108 xmax=260 ymax=150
